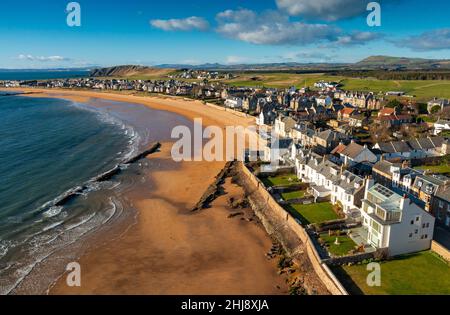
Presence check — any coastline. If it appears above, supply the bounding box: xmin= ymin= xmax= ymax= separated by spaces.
xmin=1 ymin=88 xmax=288 ymax=294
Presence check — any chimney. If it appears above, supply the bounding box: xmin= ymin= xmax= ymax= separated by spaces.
xmin=364 ymin=176 xmax=375 ymax=199
xmin=400 ymin=194 xmax=408 ymax=211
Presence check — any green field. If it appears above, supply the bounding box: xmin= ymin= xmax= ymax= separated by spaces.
xmin=223 ymin=72 xmax=450 ymax=101
xmin=320 ymin=233 xmax=357 ymax=257
xmin=261 ymin=174 xmax=300 ymax=187
xmin=281 ymin=190 xmax=306 ymax=201
xmin=414 ymin=163 xmax=450 ymax=175
xmin=334 ymin=251 xmax=450 ymax=295
xmin=286 ymin=202 xmax=339 ymax=225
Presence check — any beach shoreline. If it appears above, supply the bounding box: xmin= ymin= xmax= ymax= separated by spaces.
xmin=1 ymin=88 xmax=289 ymax=295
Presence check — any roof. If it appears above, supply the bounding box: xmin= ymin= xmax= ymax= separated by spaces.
xmin=378 ymin=108 xmax=396 ymax=116
xmin=340 ymin=108 xmax=355 ymax=116
xmin=340 ymin=142 xmax=366 ymax=159
xmin=331 ymin=143 xmax=346 ymax=155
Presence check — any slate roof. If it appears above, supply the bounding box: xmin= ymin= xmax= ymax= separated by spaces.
xmin=340 ymin=142 xmax=366 ymax=159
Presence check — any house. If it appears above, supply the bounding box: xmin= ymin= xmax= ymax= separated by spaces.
xmin=372 ymin=141 xmax=413 ymax=160
xmin=433 ymin=119 xmax=450 ymax=135
xmin=375 ymin=113 xmax=413 ymax=127
xmin=407 ymin=137 xmax=446 ymax=159
xmin=348 ymin=115 xmax=369 ymax=128
xmin=372 ymin=160 xmax=422 ymax=194
xmin=431 ymin=186 xmax=450 ymax=230
xmin=224 ymin=96 xmax=243 ymax=109
xmin=331 ymin=141 xmax=378 ymax=166
xmin=256 ymin=104 xmax=277 ymax=126
xmin=360 ymin=182 xmax=435 ymax=256
xmin=263 ymin=138 xmax=293 ymax=163
xmin=294 ymin=151 xmax=365 ymax=214
xmin=411 ymin=174 xmax=450 ymax=213
xmin=427 ymin=98 xmax=449 ymax=114
xmin=291 ymin=124 xmax=316 ymax=148
xmin=337 ymin=107 xmax=356 ymax=121
xmin=373 ymin=137 xmax=447 ymax=161
xmin=274 ymin=115 xmax=297 ymax=138
xmin=313 ymin=129 xmax=350 ymax=155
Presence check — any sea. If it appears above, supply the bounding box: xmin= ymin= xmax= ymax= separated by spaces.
xmin=0 ymin=70 xmax=89 ymax=81
xmin=0 ymin=90 xmax=192 ymax=294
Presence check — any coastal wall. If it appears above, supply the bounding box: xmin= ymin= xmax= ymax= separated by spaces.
xmin=431 ymin=241 xmax=450 ymax=262
xmin=239 ymin=162 xmax=349 ymax=295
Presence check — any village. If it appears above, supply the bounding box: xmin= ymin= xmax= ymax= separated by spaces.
xmin=1 ymin=73 xmax=449 ymax=293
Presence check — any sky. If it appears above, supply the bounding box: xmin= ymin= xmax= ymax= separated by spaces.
xmin=0 ymin=0 xmax=449 ymax=69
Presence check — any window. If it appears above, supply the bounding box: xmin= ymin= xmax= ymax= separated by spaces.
xmin=409 ymin=233 xmax=413 ymax=238
xmin=426 ymin=223 xmax=430 ymax=228
xmin=416 ymin=216 xmax=420 ymax=222
xmin=425 ymin=235 xmax=428 ymax=239
xmin=422 ymin=224 xmax=426 ymax=228
xmin=415 ymin=229 xmax=418 ymax=234
xmin=410 ymin=220 xmax=414 ymax=225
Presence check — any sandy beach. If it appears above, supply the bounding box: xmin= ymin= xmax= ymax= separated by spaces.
xmin=2 ymin=88 xmax=288 ymax=294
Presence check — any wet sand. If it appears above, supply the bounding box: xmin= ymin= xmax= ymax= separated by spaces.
xmin=2 ymin=88 xmax=287 ymax=294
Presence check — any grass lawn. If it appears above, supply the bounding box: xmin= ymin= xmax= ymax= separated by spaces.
xmin=320 ymin=233 xmax=357 ymax=257
xmin=334 ymin=251 xmax=450 ymax=295
xmin=261 ymin=174 xmax=300 ymax=187
xmin=281 ymin=190 xmax=306 ymax=201
xmin=222 ymin=73 xmax=450 ymax=102
xmin=286 ymin=202 xmax=339 ymax=225
xmin=414 ymin=163 xmax=450 ymax=175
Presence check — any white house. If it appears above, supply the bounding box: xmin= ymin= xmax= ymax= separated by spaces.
xmin=434 ymin=119 xmax=450 ymax=135
xmin=360 ymin=182 xmax=435 ymax=256
xmin=294 ymin=151 xmax=366 ymax=214
xmin=225 ymin=96 xmax=243 ymax=109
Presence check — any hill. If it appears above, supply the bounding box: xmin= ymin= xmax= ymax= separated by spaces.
xmin=89 ymin=65 xmax=174 ymax=79
xmin=356 ymin=56 xmax=450 ymax=70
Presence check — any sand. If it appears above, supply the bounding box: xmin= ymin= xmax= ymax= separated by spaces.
xmin=2 ymin=88 xmax=287 ymax=295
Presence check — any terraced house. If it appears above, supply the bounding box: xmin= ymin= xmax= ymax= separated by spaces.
xmin=294 ymin=151 xmax=366 ymax=215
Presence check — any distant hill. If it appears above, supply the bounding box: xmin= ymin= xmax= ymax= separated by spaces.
xmin=355 ymin=56 xmax=450 ymax=70
xmin=89 ymin=65 xmax=174 ymax=78
xmin=87 ymin=56 xmax=450 ymax=78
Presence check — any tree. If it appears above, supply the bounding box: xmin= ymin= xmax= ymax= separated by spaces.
xmin=386 ymin=99 xmax=403 ymax=109
xmin=430 ymin=106 xmax=442 ymax=115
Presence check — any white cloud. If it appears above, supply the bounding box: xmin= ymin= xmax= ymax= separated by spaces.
xmin=17 ymin=54 xmax=69 ymax=62
xmin=150 ymin=16 xmax=209 ymax=31
xmin=335 ymin=31 xmax=383 ymax=46
xmin=225 ymin=56 xmax=249 ymax=64
xmin=275 ymin=0 xmax=372 ymax=21
xmin=397 ymin=29 xmax=450 ymax=51
xmin=216 ymin=9 xmax=340 ymax=45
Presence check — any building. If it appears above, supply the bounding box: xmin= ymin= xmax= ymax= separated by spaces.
xmin=373 ymin=137 xmax=447 ymax=161
xmin=224 ymin=96 xmax=243 ymax=109
xmin=274 ymin=115 xmax=297 ymax=138
xmin=431 ymin=186 xmax=450 ymax=230
xmin=433 ymin=119 xmax=450 ymax=135
xmin=411 ymin=174 xmax=450 ymax=213
xmin=313 ymin=129 xmax=350 ymax=155
xmin=294 ymin=151 xmax=365 ymax=215
xmin=360 ymin=183 xmax=435 ymax=256
xmin=331 ymin=141 xmax=378 ymax=166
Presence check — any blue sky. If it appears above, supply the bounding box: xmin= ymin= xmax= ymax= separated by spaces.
xmin=1 ymin=0 xmax=449 ymax=68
